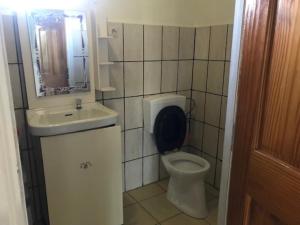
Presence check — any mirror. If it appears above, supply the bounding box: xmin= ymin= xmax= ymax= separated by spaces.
xmin=27 ymin=9 xmax=90 ymax=97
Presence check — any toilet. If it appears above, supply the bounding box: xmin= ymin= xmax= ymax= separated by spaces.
xmin=143 ymin=94 xmax=210 ymax=218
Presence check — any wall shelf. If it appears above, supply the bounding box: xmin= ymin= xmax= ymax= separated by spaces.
xmin=95 ymin=19 xmax=116 ymax=92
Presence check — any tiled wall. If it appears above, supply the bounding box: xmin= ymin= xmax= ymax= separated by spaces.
xmin=2 ymin=14 xmax=41 ymax=225
xmin=96 ymin=22 xmax=232 ymax=192
xmin=96 ymin=22 xmax=195 ymax=191
xmin=189 ymin=25 xmax=232 ymax=190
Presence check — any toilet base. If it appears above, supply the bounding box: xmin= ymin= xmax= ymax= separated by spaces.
xmin=166 ymin=177 xmax=208 ymax=218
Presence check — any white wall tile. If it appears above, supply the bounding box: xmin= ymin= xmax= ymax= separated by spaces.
xmin=95 ymin=90 xmax=103 ymax=101
xmin=20 ymin=150 xmax=31 ymax=186
xmin=223 ymin=62 xmax=230 ymax=96
xmin=28 ymin=151 xmax=37 ymax=186
xmin=122 ymin=163 xmax=125 ymax=192
xmin=18 ymin=66 xmax=27 ymax=108
xmin=183 ymin=121 xmax=190 ymax=146
xmin=191 ymin=91 xmax=205 ymax=121
xmin=124 ymin=62 xmax=143 ymax=96
xmin=159 ymin=156 xmax=169 ymax=179
xmin=15 ymin=109 xmax=27 ymax=149
xmin=143 ymin=155 xmax=159 ymax=185
xmin=125 ymin=96 xmax=143 ymax=129
xmin=2 ymin=15 xmax=17 ymax=63
xmin=177 ymin=60 xmax=193 ymax=91
xmin=144 ymin=25 xmax=162 ymax=60
xmin=218 ymin=130 xmax=224 ymax=160
xmin=124 ymin=24 xmax=143 ymax=61
xmin=192 ymin=60 xmax=207 ymax=92
xmin=162 ymin=26 xmax=179 ymax=60
xmin=184 ymin=146 xmax=202 ymax=156
xmin=205 ymin=93 xmax=221 ymax=126
xmin=215 ymin=160 xmax=222 ymax=189
xmin=179 ymin=27 xmax=195 ymax=59
xmin=220 ymin=97 xmax=227 ymax=129
xmin=125 ymin=128 xmax=143 ymax=161
xmin=108 ymin=22 xmax=123 ymax=61
xmin=121 ymin=132 xmax=125 ymax=162
xmin=189 ymin=120 xmax=203 ymax=149
xmin=104 ymin=62 xmax=124 ymax=99
xmin=143 ymin=131 xmax=158 ymax=156
xmin=207 ymin=61 xmax=224 ymax=95
xmin=194 ymin=27 xmax=210 ymax=60
xmin=161 ymin=61 xmax=178 ymax=92
xmin=125 ymin=159 xmax=143 ymax=191
xmin=144 ymin=61 xmax=161 ymax=95
xmin=209 ymin=25 xmax=227 ymax=60
xmin=178 ymin=90 xmax=191 ymax=113
xmin=104 ymin=98 xmax=125 ymax=130
xmin=226 ymin=25 xmax=233 ymax=61
xmin=203 ymin=124 xmax=219 ymax=157
xmin=202 ymin=153 xmax=216 ymax=185
xmin=9 ymin=64 xmax=23 ymax=108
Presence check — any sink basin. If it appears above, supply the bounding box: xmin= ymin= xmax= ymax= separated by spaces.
xmin=27 ymin=102 xmax=118 ymax=136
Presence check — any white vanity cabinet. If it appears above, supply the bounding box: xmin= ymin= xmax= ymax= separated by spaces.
xmin=41 ymin=126 xmax=123 ymax=225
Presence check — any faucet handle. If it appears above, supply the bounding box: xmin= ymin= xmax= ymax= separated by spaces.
xmin=75 ymin=98 xmax=82 ymax=110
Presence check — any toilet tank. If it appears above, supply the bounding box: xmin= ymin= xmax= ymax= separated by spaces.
xmin=143 ymin=94 xmax=186 ymax=133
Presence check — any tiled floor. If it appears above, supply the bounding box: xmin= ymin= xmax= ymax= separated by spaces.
xmin=123 ymin=179 xmax=219 ymax=225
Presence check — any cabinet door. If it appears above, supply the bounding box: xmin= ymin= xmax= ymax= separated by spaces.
xmin=41 ymin=126 xmax=123 ymax=225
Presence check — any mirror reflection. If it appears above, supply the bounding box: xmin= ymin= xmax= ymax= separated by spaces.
xmin=27 ymin=9 xmax=90 ymax=97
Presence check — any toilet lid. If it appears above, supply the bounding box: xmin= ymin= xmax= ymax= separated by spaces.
xmin=154 ymin=106 xmax=187 ymax=154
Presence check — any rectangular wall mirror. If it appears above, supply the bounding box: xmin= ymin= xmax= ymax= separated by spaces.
xmin=27 ymin=9 xmax=90 ymax=97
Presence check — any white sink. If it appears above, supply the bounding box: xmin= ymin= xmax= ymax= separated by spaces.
xmin=27 ymin=102 xmax=118 ymax=136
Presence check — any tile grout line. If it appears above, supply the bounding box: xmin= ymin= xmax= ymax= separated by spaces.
xmin=122 ymin=23 xmax=127 ymax=191
xmin=160 ymin=25 xmax=163 ymax=94
xmin=175 ymin=27 xmax=180 ymax=94
xmin=189 ymin=27 xmax=197 ymax=143
xmin=142 ymin=24 xmax=145 ymax=186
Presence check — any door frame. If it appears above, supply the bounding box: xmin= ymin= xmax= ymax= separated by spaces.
xmin=218 ymin=0 xmax=245 ymax=224
xmin=0 ymin=14 xmax=28 ymax=225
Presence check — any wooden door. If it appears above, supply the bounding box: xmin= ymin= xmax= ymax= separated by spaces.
xmin=227 ymin=0 xmax=300 ymax=225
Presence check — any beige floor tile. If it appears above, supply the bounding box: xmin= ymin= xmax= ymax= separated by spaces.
xmin=205 ymin=199 xmax=219 ymax=225
xmin=128 ymin=183 xmax=164 ymax=201
xmin=161 ymin=213 xmax=209 ymax=225
xmin=124 ymin=193 xmax=136 ymax=207
xmin=140 ymin=193 xmax=180 ymax=222
xmin=123 ymin=203 xmax=157 ymax=225
xmin=158 ymin=179 xmax=169 ymax=191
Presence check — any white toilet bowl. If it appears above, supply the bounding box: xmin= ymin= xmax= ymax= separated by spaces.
xmin=162 ymin=151 xmax=210 ymax=218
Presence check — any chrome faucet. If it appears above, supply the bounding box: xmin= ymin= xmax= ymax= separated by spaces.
xmin=75 ymin=98 xmax=82 ymax=110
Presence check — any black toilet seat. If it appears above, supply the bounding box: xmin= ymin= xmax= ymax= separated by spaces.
xmin=153 ymin=106 xmax=187 ymax=154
